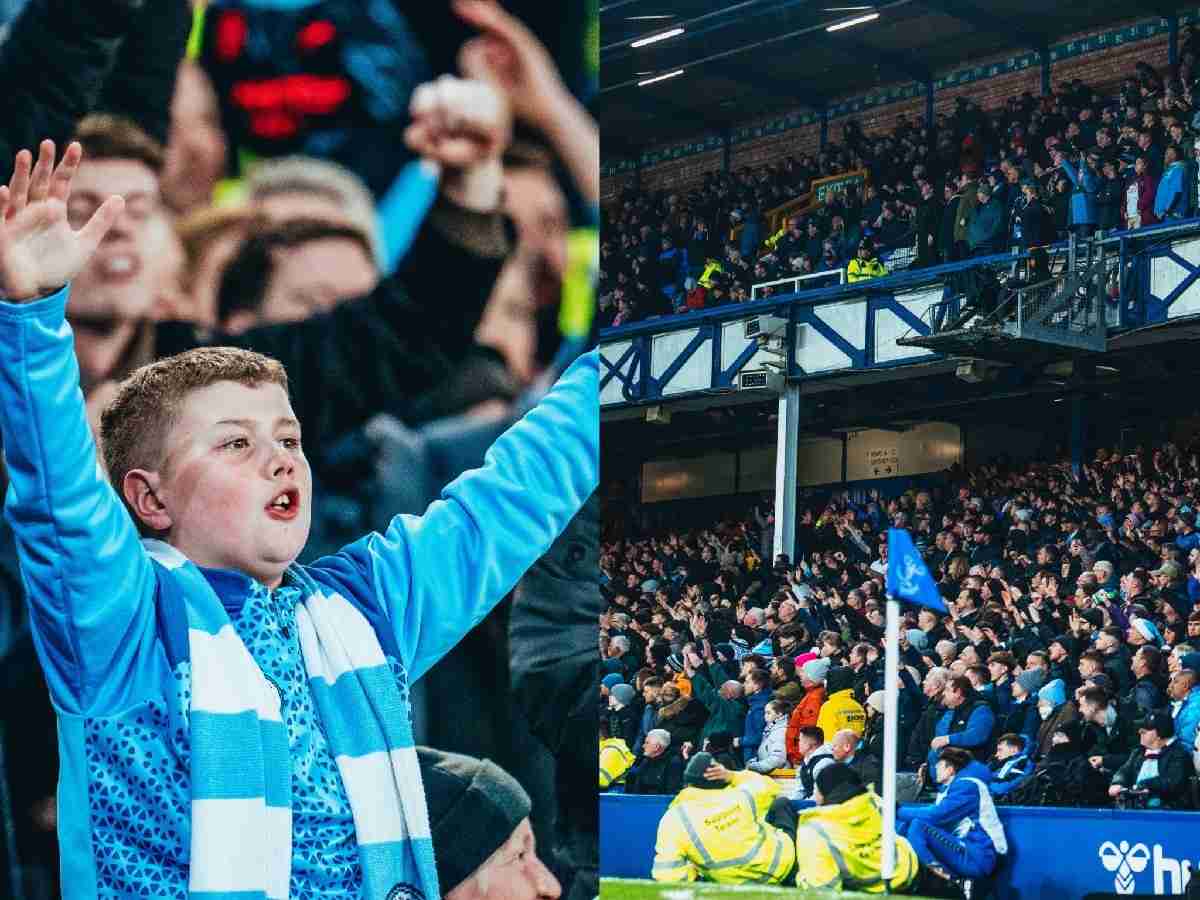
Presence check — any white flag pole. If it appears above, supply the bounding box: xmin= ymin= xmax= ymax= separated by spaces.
xmin=881 ymin=593 xmax=901 ymax=886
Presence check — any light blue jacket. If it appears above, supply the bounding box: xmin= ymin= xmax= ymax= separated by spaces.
xmin=1156 ymin=161 xmax=1188 ymax=219
xmin=0 ymin=286 xmax=598 ymax=898
xmin=1060 ymin=160 xmax=1098 ymax=225
xmin=1175 ymin=687 xmax=1200 ymax=748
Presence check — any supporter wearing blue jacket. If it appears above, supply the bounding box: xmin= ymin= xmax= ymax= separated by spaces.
xmin=928 ymin=676 xmax=996 ymax=772
xmin=1056 ymin=150 xmax=1098 ymax=235
xmin=987 ymin=734 xmax=1035 ymax=798
xmin=1170 ymin=671 xmax=1200 ymax=748
xmin=966 ymin=184 xmax=1004 ymax=255
xmin=1155 ymin=147 xmax=1189 ymax=220
xmin=741 ymin=671 xmax=772 ymax=764
xmin=899 ymin=748 xmax=1006 ymax=880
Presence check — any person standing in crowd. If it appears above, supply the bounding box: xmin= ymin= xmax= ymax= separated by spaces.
xmin=1056 ymin=148 xmax=1098 ymax=240
xmin=1125 ymin=155 xmax=1158 ymax=229
xmin=913 ymin=179 xmax=942 ymax=269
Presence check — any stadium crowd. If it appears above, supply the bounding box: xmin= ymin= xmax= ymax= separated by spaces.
xmin=599 ymin=26 xmax=1200 ymax=325
xmin=599 ymin=439 xmax=1200 ymax=823
xmin=0 ymin=1 xmax=600 ymax=899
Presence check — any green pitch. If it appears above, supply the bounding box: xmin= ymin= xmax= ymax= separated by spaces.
xmin=600 ymin=877 xmax=937 ymax=900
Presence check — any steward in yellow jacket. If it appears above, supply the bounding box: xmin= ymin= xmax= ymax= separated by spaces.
xmin=794 ymin=763 xmax=919 ymax=893
xmin=652 ymin=753 xmax=795 ymax=885
xmin=600 ymin=734 xmax=635 ymax=789
xmin=816 ymin=666 xmax=867 ymax=740
xmin=846 ymin=239 xmax=887 ymax=283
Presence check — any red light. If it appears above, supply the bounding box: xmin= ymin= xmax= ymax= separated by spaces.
xmin=296 ymin=20 xmax=337 ymax=52
xmin=215 ymin=11 xmax=247 ymax=62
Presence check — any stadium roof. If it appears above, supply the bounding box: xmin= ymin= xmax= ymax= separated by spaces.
xmin=599 ymin=0 xmax=1192 ymax=157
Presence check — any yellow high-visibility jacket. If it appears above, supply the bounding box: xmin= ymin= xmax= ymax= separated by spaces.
xmin=600 ymin=738 xmax=635 ymax=789
xmin=846 ymin=257 xmax=887 ymax=282
xmin=793 ymin=790 xmax=919 ymax=893
xmin=651 ymin=770 xmax=795 ymax=884
xmin=698 ymin=259 xmax=724 ymax=287
xmin=817 ymin=688 xmax=867 ymax=741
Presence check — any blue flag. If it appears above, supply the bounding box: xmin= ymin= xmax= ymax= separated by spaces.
xmin=886 ymin=528 xmax=946 ymax=612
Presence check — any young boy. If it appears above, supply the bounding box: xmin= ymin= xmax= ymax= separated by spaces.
xmin=0 ymin=140 xmax=596 ymax=899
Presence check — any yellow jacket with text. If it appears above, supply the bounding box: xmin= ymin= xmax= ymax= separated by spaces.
xmin=793 ymin=790 xmax=919 ymax=893
xmin=846 ymin=257 xmax=887 ymax=282
xmin=651 ymin=770 xmax=795 ymax=884
xmin=600 ymin=738 xmax=636 ymax=789
xmin=816 ymin=688 xmax=867 ymax=740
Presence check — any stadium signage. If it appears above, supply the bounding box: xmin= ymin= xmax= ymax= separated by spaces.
xmin=1098 ymin=840 xmax=1196 ymax=895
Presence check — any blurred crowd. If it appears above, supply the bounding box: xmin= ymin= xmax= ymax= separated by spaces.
xmin=600 ymin=27 xmax=1200 ymax=325
xmin=599 ymin=439 xmax=1200 ymax=815
xmin=0 ymin=1 xmax=599 ymax=897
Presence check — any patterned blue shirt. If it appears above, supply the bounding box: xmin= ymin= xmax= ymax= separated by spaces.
xmin=232 ymin=580 xmax=362 ymax=899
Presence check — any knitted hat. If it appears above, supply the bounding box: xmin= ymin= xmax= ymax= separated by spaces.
xmin=802 ymin=658 xmax=832 ymax=684
xmin=1131 ymin=618 xmax=1163 ymax=647
xmin=902 ymin=626 xmax=929 ymax=651
xmin=825 ymin=666 xmax=855 ymax=694
xmin=815 ymin=763 xmax=866 ymax=805
xmin=1038 ymin=678 xmax=1067 ymax=708
xmin=602 ymin=673 xmax=623 ymax=691
xmin=667 ymin=653 xmax=685 ymax=673
xmin=866 ymin=690 xmax=886 ymax=714
xmin=794 ymin=651 xmax=819 ymax=670
xmin=1181 ymin=652 xmax=1200 ymax=673
xmin=1138 ymin=710 xmax=1175 ymax=739
xmin=683 ymin=751 xmax=723 ymax=789
xmin=1015 ymin=668 xmax=1047 ymax=697
xmin=611 ymin=684 xmax=635 ymax=706
xmin=417 ymin=747 xmax=532 ymax=894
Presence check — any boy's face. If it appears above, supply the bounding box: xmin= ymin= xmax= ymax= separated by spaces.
xmin=153 ymin=380 xmax=311 ymax=586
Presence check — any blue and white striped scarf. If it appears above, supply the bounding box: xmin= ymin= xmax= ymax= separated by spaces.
xmin=144 ymin=540 xmax=438 ymax=900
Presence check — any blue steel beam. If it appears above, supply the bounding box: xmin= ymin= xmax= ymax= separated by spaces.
xmin=914 ymin=0 xmax=1048 ymax=51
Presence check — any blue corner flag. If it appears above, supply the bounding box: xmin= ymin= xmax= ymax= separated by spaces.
xmin=886 ymin=528 xmax=946 ymax=612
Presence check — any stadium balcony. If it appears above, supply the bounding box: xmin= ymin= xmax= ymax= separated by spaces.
xmin=600 ymin=216 xmax=1200 ymax=412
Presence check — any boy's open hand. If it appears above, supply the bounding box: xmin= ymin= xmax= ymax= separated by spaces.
xmin=0 ymin=141 xmax=123 ymax=302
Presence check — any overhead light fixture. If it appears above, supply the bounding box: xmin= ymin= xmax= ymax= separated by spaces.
xmin=638 ymin=69 xmax=685 ymax=86
xmin=631 ymin=27 xmax=684 ymax=48
xmin=826 ymin=11 xmax=879 ymax=31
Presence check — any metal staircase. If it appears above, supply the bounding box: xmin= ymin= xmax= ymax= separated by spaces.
xmin=896 ymin=235 xmax=1110 ymax=364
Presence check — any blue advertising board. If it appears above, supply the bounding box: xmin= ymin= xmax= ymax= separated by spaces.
xmin=601 ymin=794 xmax=1200 ymax=897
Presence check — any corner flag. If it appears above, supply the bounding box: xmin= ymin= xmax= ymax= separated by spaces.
xmin=886 ymin=528 xmax=946 ymax=613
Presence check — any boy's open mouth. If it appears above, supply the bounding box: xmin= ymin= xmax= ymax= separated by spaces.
xmin=265 ymin=488 xmax=301 ymax=521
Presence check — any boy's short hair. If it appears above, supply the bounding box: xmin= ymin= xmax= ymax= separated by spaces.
xmin=100 ymin=347 xmax=289 ymax=534
xmin=798 ymin=725 xmax=825 ymax=745
xmin=216 ymin=217 xmax=375 ymax=327
xmin=73 ymin=114 xmax=165 ymax=173
xmin=997 ymin=732 xmax=1023 ymax=749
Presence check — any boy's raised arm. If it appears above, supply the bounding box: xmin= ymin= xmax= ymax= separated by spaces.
xmin=0 ymin=141 xmax=158 ymax=715
xmin=327 ymin=351 xmax=598 ymax=681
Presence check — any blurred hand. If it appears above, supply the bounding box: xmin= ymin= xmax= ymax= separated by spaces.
xmin=0 ymin=141 xmax=123 ymax=301
xmin=454 ymin=0 xmax=570 ymax=132
xmin=704 ymin=762 xmax=732 ymax=783
xmin=405 ymin=76 xmax=510 ymax=210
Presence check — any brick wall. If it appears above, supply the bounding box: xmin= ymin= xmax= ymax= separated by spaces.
xmin=600 ymin=171 xmax=634 ymax=205
xmin=621 ymin=16 xmax=1179 ymax=190
xmin=729 ymin=124 xmax=821 ymax=170
xmin=639 ymin=149 xmax=724 ymax=194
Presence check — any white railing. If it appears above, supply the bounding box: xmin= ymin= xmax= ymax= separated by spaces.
xmin=751 ymin=269 xmax=846 ymax=299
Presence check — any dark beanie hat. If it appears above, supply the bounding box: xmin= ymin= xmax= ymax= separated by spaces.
xmin=816 ymin=763 xmax=866 ymax=805
xmin=416 ymin=747 xmax=532 ymax=893
xmin=683 ymin=751 xmax=724 ymax=789
xmin=825 ymin=665 xmax=855 ymax=695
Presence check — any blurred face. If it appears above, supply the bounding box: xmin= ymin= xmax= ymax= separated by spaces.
xmin=505 ymin=165 xmax=568 ymax=275
xmin=475 ymin=251 xmax=542 ymax=385
xmin=1169 ymin=674 xmax=1192 ymax=701
xmin=67 ymin=158 xmax=162 ymax=321
xmin=228 ymin=237 xmax=377 ymax=334
xmin=944 ymin=686 xmax=963 ymax=708
xmin=133 ymin=381 xmax=311 ymax=588
xmin=161 ymin=61 xmax=227 ymax=215
xmin=643 ymin=737 xmax=666 ymax=758
xmin=446 ymin=818 xmax=561 ymax=900
xmin=935 ymin=759 xmax=954 ymax=784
